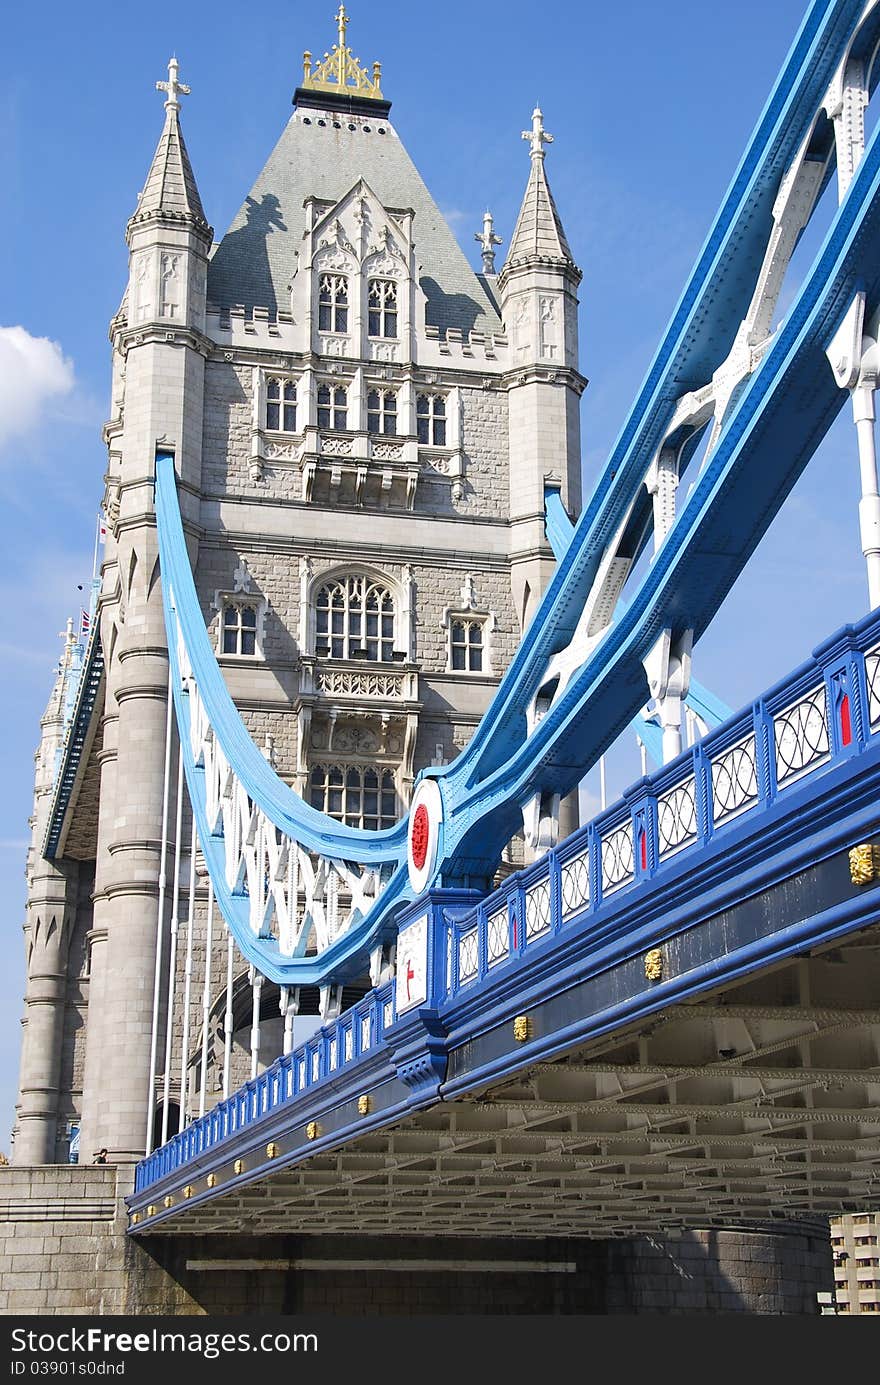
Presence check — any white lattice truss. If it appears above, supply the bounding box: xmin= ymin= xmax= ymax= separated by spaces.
xmin=522 ymin=3 xmax=880 ymax=841
xmin=173 ymin=601 xmax=389 ymax=958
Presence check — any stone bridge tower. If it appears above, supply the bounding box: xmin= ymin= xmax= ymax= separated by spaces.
xmin=13 ymin=10 xmax=583 ymax=1164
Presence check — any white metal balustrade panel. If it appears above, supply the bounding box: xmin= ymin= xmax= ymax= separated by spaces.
xmin=711 ymin=734 xmax=759 ymax=826
xmin=486 ymin=909 xmax=510 ymax=967
xmin=774 ymin=686 xmax=830 ymax=788
xmin=458 ymin=929 xmax=479 ymax=984
xmin=524 ymin=880 xmax=552 ymax=940
xmin=657 ymin=778 xmax=698 ymax=858
xmin=601 ymin=821 xmax=634 ymax=895
xmin=560 ymin=850 xmax=591 ymax=919
xmin=865 ymin=645 xmax=880 ymax=728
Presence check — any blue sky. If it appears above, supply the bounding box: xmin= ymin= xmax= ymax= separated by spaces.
xmin=0 ymin=0 xmax=867 ymax=1149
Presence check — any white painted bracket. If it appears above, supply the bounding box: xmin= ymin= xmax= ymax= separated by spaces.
xmin=826 ymin=291 xmax=866 ymax=390
xmin=522 ymin=790 xmax=561 ymax=856
xmin=643 ymin=628 xmax=693 ymax=763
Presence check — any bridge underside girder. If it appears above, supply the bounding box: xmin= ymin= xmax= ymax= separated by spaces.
xmin=141 ymin=928 xmax=880 ymax=1239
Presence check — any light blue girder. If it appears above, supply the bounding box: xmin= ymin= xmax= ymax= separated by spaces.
xmin=156 ymin=0 xmax=880 ymax=985
xmin=545 ymin=486 xmax=731 ymax=765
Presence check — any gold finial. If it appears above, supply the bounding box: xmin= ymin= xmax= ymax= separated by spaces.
xmin=300 ymin=7 xmax=383 ymax=101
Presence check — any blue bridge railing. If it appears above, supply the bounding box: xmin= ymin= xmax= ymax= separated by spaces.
xmin=443 ymin=614 xmax=880 ymax=998
xmin=137 ymin=982 xmax=396 ymax=1190
xmin=135 ymin=607 xmax=880 ymax=1194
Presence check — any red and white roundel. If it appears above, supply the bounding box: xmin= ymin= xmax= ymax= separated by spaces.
xmin=407 ymin=778 xmax=443 ymax=894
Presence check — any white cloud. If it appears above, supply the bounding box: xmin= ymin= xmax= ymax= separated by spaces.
xmin=0 ymin=326 xmax=74 ymax=450
xmin=440 ymin=206 xmax=469 ymax=228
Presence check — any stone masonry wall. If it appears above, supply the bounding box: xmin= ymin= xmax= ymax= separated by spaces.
xmin=0 ymin=1168 xmax=833 ymax=1315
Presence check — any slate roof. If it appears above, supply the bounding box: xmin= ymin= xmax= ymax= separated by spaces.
xmin=130 ymin=107 xmax=210 ymax=231
xmin=504 ymin=155 xmax=577 ymax=272
xmin=207 ymin=107 xmax=502 ymax=337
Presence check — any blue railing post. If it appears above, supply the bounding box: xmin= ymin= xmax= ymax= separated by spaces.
xmin=815 ymin=626 xmax=864 ymax=760
xmin=548 ymin=850 xmax=563 ymax=932
xmin=753 ymin=699 xmax=777 ymax=805
xmin=624 ymin=778 xmax=657 ymax=882
xmin=693 ymin=743 xmax=712 ymax=843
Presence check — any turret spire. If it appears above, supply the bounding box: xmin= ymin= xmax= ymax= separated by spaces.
xmin=475 ymin=209 xmax=503 ymax=275
xmin=128 ymin=57 xmax=210 ymax=236
xmin=501 ymin=105 xmax=578 ymax=276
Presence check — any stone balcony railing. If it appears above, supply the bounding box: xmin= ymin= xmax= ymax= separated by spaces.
xmin=299 ymin=657 xmax=419 ymax=704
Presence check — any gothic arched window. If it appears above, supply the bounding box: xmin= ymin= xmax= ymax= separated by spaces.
xmin=318 ymin=274 xmax=349 ymax=333
xmin=221 ymin=602 xmax=258 ymax=656
xmin=317 ymin=383 xmax=348 ymax=431
xmin=368 ymin=279 xmax=398 ymax=338
xmin=367 ymin=388 xmax=397 ymax=436
xmin=450 ymin=618 xmax=485 ymax=672
xmin=309 ymin=764 xmax=398 ymax=830
xmin=314 ymin=575 xmax=395 ymax=662
xmin=417 ymin=393 xmax=446 ymax=445
xmin=265 ymin=377 xmax=297 ymax=432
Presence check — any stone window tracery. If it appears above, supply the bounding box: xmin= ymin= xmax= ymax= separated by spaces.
xmin=309 ymin=764 xmax=398 ymax=831
xmin=315 ymin=575 xmax=395 ymax=662
xmin=449 ymin=617 xmax=485 ymax=672
xmin=367 ymin=388 xmax=397 ymax=436
xmin=265 ymin=377 xmax=297 ymax=432
xmin=220 ymin=601 xmax=259 ymax=657
xmin=318 ymin=274 xmax=349 ymax=333
xmin=368 ymin=279 xmax=398 ymax=339
xmin=317 ymin=383 xmax=348 ymax=430
xmin=417 ymin=392 xmax=446 ymax=446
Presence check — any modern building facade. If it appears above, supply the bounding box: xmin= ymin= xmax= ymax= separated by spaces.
xmin=832 ymin=1212 xmax=880 ymax=1313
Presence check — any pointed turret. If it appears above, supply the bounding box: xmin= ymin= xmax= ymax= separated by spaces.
xmin=121 ymin=59 xmax=212 ymax=335
xmin=13 ymin=622 xmax=80 ymax=1163
xmin=128 ymin=66 xmax=210 ymax=233
xmin=503 ymin=108 xmax=576 ymax=271
xmin=83 ymin=58 xmax=213 ymax=1160
xmin=499 ymin=106 xmax=585 ymax=635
